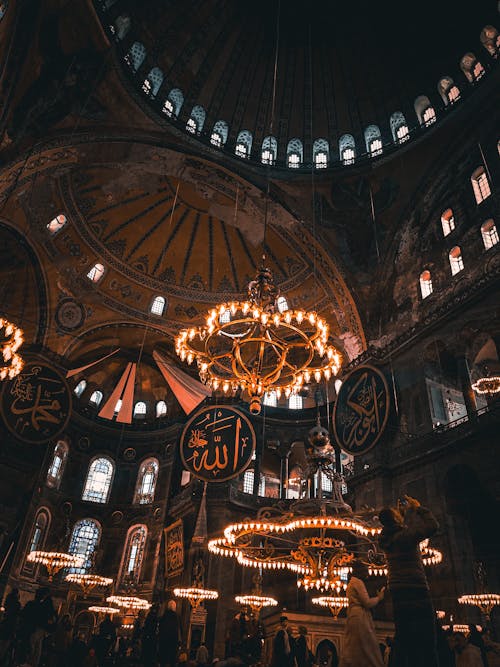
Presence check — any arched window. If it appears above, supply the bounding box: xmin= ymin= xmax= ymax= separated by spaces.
xmin=124 ymin=42 xmax=146 ymax=72
xmin=156 ymin=400 xmax=167 ymax=418
xmin=26 ymin=509 xmax=50 ymax=558
xmin=480 ymin=25 xmax=499 ymax=57
xmin=287 ymin=138 xmax=303 ymax=168
xmin=150 ymin=295 xmax=165 ymax=316
xmin=460 ymin=53 xmax=485 ymax=83
xmin=441 ymin=208 xmax=455 ymax=236
xmin=288 ymin=394 xmax=303 ymax=410
xmin=414 ymin=96 xmax=436 ymax=127
xmin=313 ymin=139 xmax=329 ymax=168
xmin=163 ymin=88 xmax=184 ymax=118
xmin=390 ymin=112 xmax=409 ymax=144
xmin=235 ymin=130 xmax=253 ymax=158
xmin=261 ymin=136 xmax=278 ymax=165
xmin=438 ymin=77 xmax=460 ymax=105
xmin=120 ymin=526 xmax=147 ymax=584
xmin=87 ymin=263 xmax=105 ymax=282
xmin=47 ymin=214 xmax=67 ymax=234
xmin=449 ymin=246 xmax=464 ymax=276
xmin=481 ymin=219 xmax=499 ymax=249
xmin=419 ymin=270 xmax=433 ymax=299
xmin=89 ymin=390 xmax=103 ymax=407
xmin=263 ymin=391 xmax=277 ymax=407
xmin=186 ymin=105 xmax=206 ymax=134
xmin=471 ymin=167 xmax=491 ymax=204
xmin=339 ymin=134 xmax=356 ymax=164
xmin=277 ymin=296 xmax=289 ymax=312
xmin=68 ymin=519 xmax=101 ymax=573
xmin=210 ymin=120 xmax=229 ymax=148
xmin=142 ymin=67 xmax=163 ymax=98
xmin=133 ymin=401 xmax=147 ymax=419
xmin=134 ymin=458 xmax=159 ymax=504
xmin=364 ymin=125 xmax=383 ymax=156
xmin=74 ymin=380 xmax=87 ymax=397
xmin=46 ymin=441 xmax=68 ymax=489
xmin=112 ymin=15 xmax=130 ymax=41
xmin=82 ymin=457 xmax=114 ymax=503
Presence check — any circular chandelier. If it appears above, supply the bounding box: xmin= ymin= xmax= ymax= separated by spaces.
xmin=175 ymin=262 xmax=342 ymax=414
xmin=26 ymin=551 xmax=84 ymax=581
xmin=312 ymin=596 xmax=349 ymax=619
xmin=174 ymin=587 xmax=219 ymax=609
xmin=458 ymin=593 xmax=500 ymax=620
xmin=235 ymin=594 xmax=278 ymax=615
xmin=0 ymin=317 xmax=24 ymax=381
xmin=88 ymin=606 xmax=120 ymax=616
xmin=66 ymin=573 xmax=113 ymax=597
xmin=106 ymin=595 xmax=151 ymax=611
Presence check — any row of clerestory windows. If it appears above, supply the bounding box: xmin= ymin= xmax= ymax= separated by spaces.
xmin=113 ymin=22 xmax=499 ymax=168
xmin=26 ymin=509 xmax=147 ymax=584
xmin=45 ymin=442 xmax=159 ymax=505
xmin=74 ymin=380 xmax=168 ymax=420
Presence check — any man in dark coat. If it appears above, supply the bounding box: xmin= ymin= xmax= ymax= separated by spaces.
xmin=158 ymin=600 xmax=182 ymax=667
xmin=271 ymin=616 xmax=295 ymax=667
xmin=378 ymin=495 xmax=439 ymax=667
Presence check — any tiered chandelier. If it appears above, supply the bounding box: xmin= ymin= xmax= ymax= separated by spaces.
xmin=235 ymin=594 xmax=278 ymax=615
xmin=106 ymin=595 xmax=151 ymax=612
xmin=458 ymin=593 xmax=500 ymax=621
xmin=312 ymin=596 xmax=349 ymax=619
xmin=0 ymin=317 xmax=24 ymax=380
xmin=174 ymin=587 xmax=219 ymax=609
xmin=175 ymin=261 xmax=342 ymax=414
xmin=66 ymin=573 xmax=113 ymax=597
xmin=26 ymin=551 xmax=84 ymax=581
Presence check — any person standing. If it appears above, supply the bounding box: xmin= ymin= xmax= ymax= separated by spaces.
xmin=454 ymin=632 xmax=483 ymax=667
xmin=339 ymin=560 xmax=385 ymax=667
xmin=141 ymin=603 xmax=159 ymax=667
xmin=378 ymin=495 xmax=439 ymax=667
xmin=271 ymin=615 xmax=295 ymax=667
xmin=196 ymin=642 xmax=209 ymax=667
xmin=469 ymin=625 xmax=490 ymax=666
xmin=0 ymin=588 xmax=20 ymax=663
xmin=296 ymin=626 xmax=314 ymax=667
xmin=158 ymin=600 xmax=182 ymax=667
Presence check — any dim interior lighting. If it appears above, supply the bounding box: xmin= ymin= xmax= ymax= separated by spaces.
xmin=173 ymin=587 xmax=219 ymax=609
xmin=88 ymin=606 xmax=120 ymax=616
xmin=106 ymin=595 xmax=151 ymax=611
xmin=436 ymin=610 xmax=446 ymax=619
xmin=0 ymin=317 xmax=24 ymax=381
xmin=311 ymin=596 xmax=349 ymax=618
xmin=65 ymin=573 xmax=113 ymax=596
xmin=471 ymin=376 xmax=500 ymax=395
xmin=458 ymin=593 xmax=500 ymax=620
xmin=235 ymin=594 xmax=278 ymax=614
xmin=26 ymin=551 xmax=84 ymax=581
xmin=175 ymin=261 xmax=342 ymax=415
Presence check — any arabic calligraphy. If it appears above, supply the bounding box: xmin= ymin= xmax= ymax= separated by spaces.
xmin=0 ymin=361 xmax=71 ymax=443
xmin=165 ymin=520 xmax=184 ymax=577
xmin=333 ymin=365 xmax=390 ymax=455
xmin=180 ymin=405 xmax=256 ymax=482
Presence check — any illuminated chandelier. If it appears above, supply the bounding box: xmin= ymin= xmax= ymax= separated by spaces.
xmin=106 ymin=595 xmax=151 ymax=612
xmin=235 ymin=594 xmax=278 ymax=615
xmin=0 ymin=317 xmax=24 ymax=380
xmin=175 ymin=260 xmax=342 ymax=414
xmin=458 ymin=593 xmax=500 ymax=621
xmin=88 ymin=606 xmax=121 ymax=617
xmin=312 ymin=596 xmax=349 ymax=619
xmin=65 ymin=573 xmax=113 ymax=597
xmin=174 ymin=587 xmax=219 ymax=609
xmin=471 ymin=360 xmax=500 ymax=395
xmin=26 ymin=550 xmax=84 ymax=581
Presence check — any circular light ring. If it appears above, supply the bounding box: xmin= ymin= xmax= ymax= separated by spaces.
xmin=106 ymin=595 xmax=151 ymax=610
xmin=66 ymin=573 xmax=113 ymax=589
xmin=173 ymin=587 xmax=219 ymax=602
xmin=471 ymin=377 xmax=500 ymax=395
xmin=26 ymin=550 xmax=84 ymax=569
xmin=235 ymin=594 xmax=278 ymax=608
xmin=88 ymin=606 xmax=120 ymax=615
xmin=458 ymin=594 xmax=500 ymax=606
xmin=298 ymin=577 xmax=347 ymax=593
xmin=312 ymin=596 xmax=349 ymax=609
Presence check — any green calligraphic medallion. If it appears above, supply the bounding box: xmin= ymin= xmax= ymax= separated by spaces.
xmin=180 ymin=405 xmax=256 ymax=482
xmin=0 ymin=359 xmax=71 ymax=444
xmin=333 ymin=364 xmax=390 ymax=456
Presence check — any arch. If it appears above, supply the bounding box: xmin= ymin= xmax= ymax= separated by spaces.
xmin=449 ymin=246 xmax=464 ymax=276
xmin=419 ymin=270 xmax=433 ymax=299
xmin=134 ymin=458 xmax=159 ymax=504
xmin=89 ymin=390 xmax=103 ymax=407
xmin=119 ymin=525 xmax=147 ymax=585
xmin=471 ymin=166 xmax=491 ymax=204
xmin=261 ymin=136 xmax=278 ymax=165
xmin=460 ymin=53 xmax=485 ymax=83
xmin=68 ymin=519 xmax=101 ymax=573
xmin=339 ymin=134 xmax=356 ymax=164
xmin=414 ymin=95 xmax=436 ymax=127
xmin=315 ymin=640 xmax=339 ymax=665
xmin=364 ymin=125 xmax=383 ymax=156
xmin=26 ymin=508 xmax=51 ymax=559
xmin=125 ymin=42 xmax=146 ymax=72
xmin=438 ymin=76 xmax=460 ymax=105
xmin=74 ymin=379 xmax=87 ymax=397
xmin=313 ymin=138 xmax=329 ymax=168
xmin=87 ymin=262 xmax=105 ymax=282
xmin=163 ymin=88 xmax=184 ymax=118
xmin=480 ymin=25 xmax=499 ymax=57
xmin=46 ymin=440 xmax=69 ymax=489
xmin=481 ymin=219 xmax=499 ymax=249
xmin=286 ymin=138 xmax=303 ymax=168
xmin=112 ymin=14 xmax=130 ymax=41
xmin=150 ymin=295 xmax=165 ymax=316
xmin=186 ymin=105 xmax=206 ymax=134
xmin=288 ymin=394 xmax=303 ymax=410
xmin=390 ymin=111 xmax=409 ymax=144
xmin=133 ymin=401 xmax=147 ymax=419
xmin=156 ymin=400 xmax=167 ymax=418
xmin=441 ymin=208 xmax=455 ymax=236
xmin=210 ymin=120 xmax=229 ymax=147
xmin=82 ymin=456 xmax=114 ymax=503
xmin=235 ymin=130 xmax=253 ymax=158
xmin=46 ymin=213 xmax=67 ymax=235
xmin=142 ymin=67 xmax=163 ymax=98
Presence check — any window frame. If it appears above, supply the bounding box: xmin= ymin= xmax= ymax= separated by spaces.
xmin=82 ymin=456 xmax=115 ymax=504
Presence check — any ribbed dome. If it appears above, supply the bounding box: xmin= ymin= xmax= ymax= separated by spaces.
xmin=97 ymin=0 xmax=498 ymax=167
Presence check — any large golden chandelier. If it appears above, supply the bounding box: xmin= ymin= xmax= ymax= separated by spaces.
xmin=175 ymin=261 xmax=342 ymax=414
